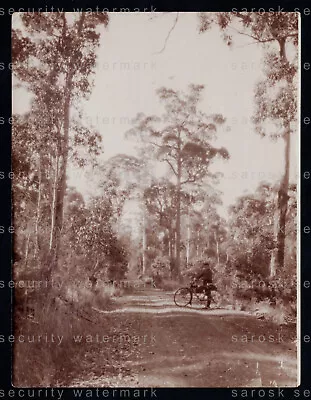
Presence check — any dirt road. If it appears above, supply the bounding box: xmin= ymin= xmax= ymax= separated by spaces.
xmin=68 ymin=289 xmax=297 ymax=388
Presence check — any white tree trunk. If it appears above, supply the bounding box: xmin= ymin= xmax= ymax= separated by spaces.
xmin=214 ymin=231 xmax=220 ymax=265
xmin=270 ymin=192 xmax=279 ymax=277
xmin=24 ymin=229 xmax=31 ymax=269
xmin=186 ymin=212 xmax=190 ymax=267
xmin=142 ymin=208 xmax=146 ymax=275
xmin=196 ymin=230 xmax=200 ymax=258
xmin=34 ymin=156 xmax=42 ymax=258
xmin=49 ymin=155 xmax=59 ymax=251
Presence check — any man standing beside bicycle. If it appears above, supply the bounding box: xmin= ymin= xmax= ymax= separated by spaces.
xmin=193 ymin=261 xmax=217 ymax=309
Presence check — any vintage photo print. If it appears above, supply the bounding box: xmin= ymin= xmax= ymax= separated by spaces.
xmin=12 ymin=12 xmax=299 ymax=387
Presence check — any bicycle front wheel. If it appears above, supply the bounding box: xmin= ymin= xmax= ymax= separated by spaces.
xmin=174 ymin=288 xmax=192 ymax=307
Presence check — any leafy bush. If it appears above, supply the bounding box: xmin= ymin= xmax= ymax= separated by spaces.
xmin=150 ymin=255 xmax=171 ymax=280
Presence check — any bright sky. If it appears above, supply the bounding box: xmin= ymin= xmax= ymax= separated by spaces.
xmin=13 ymin=12 xmax=299 ymax=218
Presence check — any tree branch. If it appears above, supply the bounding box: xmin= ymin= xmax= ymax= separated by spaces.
xmin=228 ymin=24 xmax=297 ymax=48
xmin=164 ymin=158 xmax=178 ymax=177
xmin=147 ymin=140 xmax=163 ymax=149
xmin=154 ymin=12 xmax=179 ymax=55
xmin=228 ymin=25 xmax=276 ymax=44
xmin=181 ymin=177 xmax=196 ymax=185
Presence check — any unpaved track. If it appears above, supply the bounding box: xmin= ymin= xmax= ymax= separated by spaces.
xmin=70 ymin=289 xmax=297 ymax=387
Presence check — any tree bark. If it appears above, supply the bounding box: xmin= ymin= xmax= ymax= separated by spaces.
xmin=174 ymin=231 xmax=177 ymax=259
xmin=49 ymin=154 xmax=59 ymax=251
xmin=48 ymin=13 xmax=86 ymax=277
xmin=276 ymin=126 xmax=290 ymax=271
xmin=24 ymin=229 xmax=31 ymax=269
xmin=270 ymin=191 xmax=279 ymax=277
xmin=34 ymin=155 xmax=42 ymax=259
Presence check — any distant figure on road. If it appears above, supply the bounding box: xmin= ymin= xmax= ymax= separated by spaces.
xmin=195 ymin=262 xmax=216 ymax=309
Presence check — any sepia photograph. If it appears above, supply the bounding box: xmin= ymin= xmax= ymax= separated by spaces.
xmin=12 ymin=11 xmax=299 ymax=388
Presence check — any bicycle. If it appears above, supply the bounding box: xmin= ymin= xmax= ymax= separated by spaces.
xmin=174 ymin=280 xmax=218 ymax=308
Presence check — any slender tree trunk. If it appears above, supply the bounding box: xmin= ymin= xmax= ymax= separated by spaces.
xmin=168 ymin=232 xmax=171 ymax=258
xmin=24 ymin=230 xmax=31 ymax=269
xmin=270 ymin=252 xmax=276 ymax=278
xmin=196 ymin=230 xmax=200 ymax=258
xmin=186 ymin=211 xmax=190 ymax=268
xmin=142 ymin=209 xmax=146 ymax=275
xmin=168 ymin=228 xmax=174 ymax=277
xmin=214 ymin=231 xmax=220 ymax=265
xmin=207 ymin=234 xmax=210 ymax=250
xmin=48 ymin=13 xmax=86 ymax=276
xmin=34 ymin=156 xmax=42 ymax=259
xmin=49 ymin=155 xmax=59 ymax=251
xmin=270 ymin=192 xmax=279 ymax=277
xmin=275 ymin=37 xmax=292 ymax=271
xmin=168 ymin=228 xmax=172 ymax=257
xmin=276 ymin=127 xmax=290 ymax=270
xmin=175 ymin=129 xmax=182 ymax=278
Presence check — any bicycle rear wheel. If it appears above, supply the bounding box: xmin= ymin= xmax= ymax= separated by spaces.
xmin=174 ymin=288 xmax=192 ymax=307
